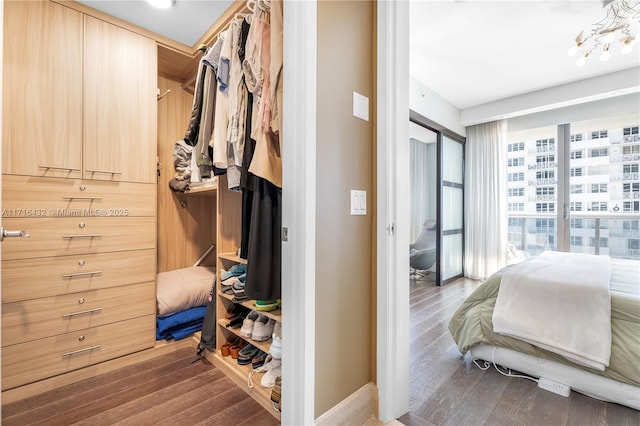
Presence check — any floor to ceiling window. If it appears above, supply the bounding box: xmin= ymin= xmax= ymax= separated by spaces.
xmin=506 ymin=112 xmax=640 ymax=260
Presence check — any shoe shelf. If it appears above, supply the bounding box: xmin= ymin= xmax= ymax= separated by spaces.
xmin=206 ymin=349 xmax=280 ymax=420
xmin=218 ymin=252 xmax=248 ymax=265
xmin=218 ymin=291 xmax=282 ymax=323
xmin=217 ymin=318 xmax=272 ymax=354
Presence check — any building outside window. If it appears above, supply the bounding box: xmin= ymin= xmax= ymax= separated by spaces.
xmin=571 ymin=150 xmax=583 ymax=159
xmin=506 ymin=113 xmax=639 ymax=259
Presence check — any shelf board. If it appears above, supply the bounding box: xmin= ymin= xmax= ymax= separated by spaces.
xmin=183 ymin=180 xmax=218 ymax=195
xmin=217 ymin=319 xmax=272 ymax=353
xmin=218 ymin=252 xmax=248 ymax=264
xmin=206 ymin=350 xmax=280 ymax=420
xmin=218 ymin=291 xmax=282 ymax=322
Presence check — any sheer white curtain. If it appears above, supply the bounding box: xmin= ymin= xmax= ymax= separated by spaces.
xmin=464 ymin=120 xmax=508 ymax=280
xmin=410 ymin=138 xmax=431 ymax=240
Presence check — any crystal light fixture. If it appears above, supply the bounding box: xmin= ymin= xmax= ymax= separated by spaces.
xmin=568 ymin=0 xmax=640 ymax=67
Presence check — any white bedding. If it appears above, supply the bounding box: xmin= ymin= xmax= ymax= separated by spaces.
xmin=492 ymin=251 xmax=612 ymax=371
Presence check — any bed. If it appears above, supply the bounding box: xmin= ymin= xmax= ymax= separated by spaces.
xmin=449 ymin=252 xmax=640 ymax=410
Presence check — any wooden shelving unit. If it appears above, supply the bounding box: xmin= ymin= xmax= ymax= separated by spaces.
xmin=214 ymin=174 xmax=281 ymax=419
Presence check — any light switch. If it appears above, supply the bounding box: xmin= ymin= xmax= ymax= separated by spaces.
xmin=353 ymin=92 xmax=369 ymax=122
xmin=350 ymin=190 xmax=366 ymax=216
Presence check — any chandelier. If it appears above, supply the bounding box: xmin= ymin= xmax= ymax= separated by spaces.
xmin=568 ymin=0 xmax=640 ymax=67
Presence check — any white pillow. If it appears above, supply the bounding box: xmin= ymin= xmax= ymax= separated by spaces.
xmin=157 ymin=266 xmax=216 ymax=317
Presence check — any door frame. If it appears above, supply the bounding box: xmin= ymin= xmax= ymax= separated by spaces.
xmin=376 ymin=0 xmax=410 ymax=422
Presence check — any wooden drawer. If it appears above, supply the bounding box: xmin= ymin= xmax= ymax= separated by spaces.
xmin=1 ymin=216 xmax=156 ymax=260
xmin=2 ymin=175 xmax=156 ymax=217
xmin=2 ymin=249 xmax=155 ymax=303
xmin=2 ymin=282 xmax=155 ymax=346
xmin=1 ymin=315 xmax=155 ymax=391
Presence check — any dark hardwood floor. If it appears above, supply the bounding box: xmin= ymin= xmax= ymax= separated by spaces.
xmin=400 ymin=275 xmax=640 ymax=426
xmin=1 ymin=346 xmax=280 ymax=426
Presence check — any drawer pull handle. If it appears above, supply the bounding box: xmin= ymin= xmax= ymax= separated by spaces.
xmin=62 ymin=345 xmax=101 ymax=357
xmin=62 ymin=196 xmax=103 ymax=201
xmin=62 ymin=271 xmax=102 ymax=278
xmin=63 ymin=234 xmax=102 ymax=239
xmin=38 ymin=165 xmax=81 ymax=172
xmin=85 ymin=169 xmax=123 ymax=175
xmin=63 ymin=307 xmax=102 ymax=318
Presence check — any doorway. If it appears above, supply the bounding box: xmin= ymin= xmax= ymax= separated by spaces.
xmin=410 ymin=112 xmax=465 ymax=286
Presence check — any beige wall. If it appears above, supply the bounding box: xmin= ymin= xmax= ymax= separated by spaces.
xmin=315 ymin=0 xmax=375 ymax=418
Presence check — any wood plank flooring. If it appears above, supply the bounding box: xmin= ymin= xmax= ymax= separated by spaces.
xmin=400 ymin=275 xmax=640 ymax=426
xmin=1 ymin=346 xmax=280 ymax=426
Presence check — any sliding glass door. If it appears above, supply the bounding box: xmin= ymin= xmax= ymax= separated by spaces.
xmin=439 ymin=134 xmax=465 ymax=284
xmin=410 ymin=111 xmax=466 ymax=286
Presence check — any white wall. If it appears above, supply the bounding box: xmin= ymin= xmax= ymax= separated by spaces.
xmin=410 ymin=76 xmax=465 ymax=137
xmin=462 ymin=67 xmax=640 ymax=127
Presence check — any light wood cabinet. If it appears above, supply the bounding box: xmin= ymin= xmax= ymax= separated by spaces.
xmin=2 ymin=2 xmax=157 ymax=183
xmin=1 ymin=0 xmax=157 ymax=393
xmin=2 ymin=0 xmax=83 ymax=178
xmin=83 ymin=16 xmax=157 ymax=183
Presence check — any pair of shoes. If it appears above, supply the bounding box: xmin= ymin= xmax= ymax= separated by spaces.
xmin=252 ymin=350 xmax=268 ymax=369
xmin=247 ymin=354 xmax=282 ymax=389
xmin=255 ymin=299 xmax=279 ymax=312
xmin=221 ymin=336 xmax=236 ymax=356
xmin=221 ymin=264 xmax=247 ymax=281
xmin=237 ymin=344 xmax=261 ymax=366
xmin=240 ymin=311 xmax=276 ymax=342
xmin=271 ymin=376 xmax=281 ymax=411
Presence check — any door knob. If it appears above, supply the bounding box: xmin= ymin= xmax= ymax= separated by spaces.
xmin=0 ymin=226 xmax=30 ymax=241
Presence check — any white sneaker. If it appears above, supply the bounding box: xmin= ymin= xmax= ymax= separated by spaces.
xmin=252 ymin=315 xmax=275 ymax=342
xmin=260 ymin=356 xmax=282 ymax=388
xmin=240 ymin=311 xmax=259 ymax=338
xmin=247 ymin=354 xmax=281 ymax=389
xmin=269 ymin=333 xmax=282 ymax=359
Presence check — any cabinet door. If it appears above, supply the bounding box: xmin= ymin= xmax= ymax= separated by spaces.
xmin=2 ymin=1 xmax=83 ymax=178
xmin=83 ymin=16 xmax=157 ymax=183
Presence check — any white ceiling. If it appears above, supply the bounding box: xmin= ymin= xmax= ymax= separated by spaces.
xmin=76 ymin=0 xmax=234 ymax=47
xmin=410 ymin=0 xmax=640 ymax=110
xmin=77 ymin=0 xmax=640 ymax=110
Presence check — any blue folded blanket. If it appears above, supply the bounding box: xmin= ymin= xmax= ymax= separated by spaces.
xmin=156 ymin=305 xmax=206 ymax=341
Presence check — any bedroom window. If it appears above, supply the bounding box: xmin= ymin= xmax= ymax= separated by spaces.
xmin=508 ymin=157 xmax=524 ymax=167
xmin=536 ymin=202 xmax=555 ymax=213
xmin=590 ymin=237 xmax=608 ymax=248
xmin=570 ymin=202 xmax=582 ymax=212
xmin=570 ymin=150 xmax=583 ymax=159
xmin=589 ymin=148 xmax=608 ymax=158
xmin=623 ymin=201 xmax=639 ymax=212
xmin=623 ymin=126 xmax=639 ymax=142
xmin=508 ymin=188 xmax=524 ymax=197
xmin=570 ymin=184 xmax=583 ymax=194
xmin=570 ymin=167 xmax=583 ymax=177
xmin=590 ymin=130 xmax=608 ymax=139
xmin=623 ymin=164 xmax=639 ymax=174
xmin=622 ymin=145 xmax=640 ymax=155
xmin=508 ymin=142 xmax=525 ymax=152
xmin=590 ymin=202 xmax=608 ymax=212
xmin=623 ymin=183 xmax=639 ymax=193
xmin=508 ymin=172 xmax=524 ymax=182
xmin=570 ymin=133 xmax=583 ymax=142
xmin=536 ymin=138 xmax=555 ymax=152
xmin=591 ymin=184 xmax=608 ymax=193
xmin=570 ymin=235 xmax=583 ymax=246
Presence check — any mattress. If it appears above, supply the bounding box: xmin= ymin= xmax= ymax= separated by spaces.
xmin=449 ymin=257 xmax=640 ymax=408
